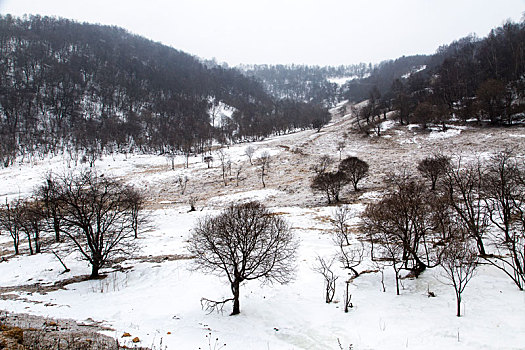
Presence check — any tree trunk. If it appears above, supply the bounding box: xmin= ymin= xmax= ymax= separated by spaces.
xmin=393 ymin=266 xmax=400 ymax=295
xmin=53 ymin=219 xmax=60 ymax=242
xmin=231 ymin=280 xmax=240 ymax=315
xmin=91 ymin=264 xmax=100 ymax=279
xmin=456 ymin=293 xmax=461 ymax=317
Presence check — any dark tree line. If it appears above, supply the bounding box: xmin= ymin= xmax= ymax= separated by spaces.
xmin=0 ymin=15 xmax=330 ymax=167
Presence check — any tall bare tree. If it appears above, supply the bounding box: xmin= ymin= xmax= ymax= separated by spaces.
xmin=244 ymin=146 xmax=255 ymax=165
xmin=0 ymin=199 xmax=22 ymax=254
xmin=443 ymin=159 xmax=489 ymax=256
xmin=256 ymin=151 xmax=271 ymax=188
xmin=51 ymin=171 xmax=140 ymax=278
xmin=188 ymin=201 xmax=297 ymax=315
xmin=440 ymin=239 xmax=478 ymax=317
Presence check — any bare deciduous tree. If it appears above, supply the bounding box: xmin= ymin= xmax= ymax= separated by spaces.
xmin=337 ymin=141 xmax=346 ymax=161
xmin=311 ymin=171 xmax=349 ymax=204
xmin=313 ymin=255 xmax=338 ymax=303
xmin=332 ymin=205 xmax=353 ymax=245
xmin=51 ymin=171 xmax=140 ymax=278
xmin=339 ymin=156 xmax=369 ymax=191
xmin=331 ymin=205 xmax=364 ymax=278
xmin=216 ymin=149 xmax=229 ymax=186
xmin=364 ymin=202 xmax=405 ymax=295
xmin=235 ymin=163 xmax=245 ymax=187
xmin=256 ymin=151 xmax=271 ymax=188
xmin=440 ymin=239 xmax=478 ymax=317
xmin=188 ymin=201 xmax=297 ymax=315
xmin=482 ymin=150 xmax=525 ymax=290
xmin=204 ymin=155 xmax=213 ymax=168
xmin=18 ymin=199 xmax=46 ymax=255
xmin=310 ymin=155 xmax=334 ymax=175
xmin=36 ymin=173 xmax=62 ymax=242
xmin=443 ymin=159 xmax=489 ymax=256
xmin=417 ymin=153 xmax=451 ymax=191
xmin=122 ymin=186 xmax=146 ymax=239
xmin=178 ymin=175 xmax=189 ymax=195
xmin=0 ymin=199 xmax=22 ymax=254
xmin=363 ymin=176 xmax=442 ymax=278
xmin=244 ymin=146 xmax=255 ymax=165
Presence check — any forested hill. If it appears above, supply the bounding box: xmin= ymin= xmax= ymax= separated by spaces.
xmin=0 ymin=15 xmax=330 ymax=167
xmin=350 ymin=20 xmax=525 ymax=129
xmin=239 ymin=63 xmax=372 ymax=106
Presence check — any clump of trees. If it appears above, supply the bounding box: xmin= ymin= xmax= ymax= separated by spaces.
xmin=311 ymin=155 xmax=369 ymax=203
xmin=188 ymin=201 xmax=297 ymax=315
xmin=362 ymin=150 xmax=525 ymax=316
xmin=0 ymin=171 xmax=145 ymax=278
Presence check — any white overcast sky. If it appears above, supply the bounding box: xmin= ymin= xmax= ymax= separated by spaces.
xmin=0 ymin=0 xmax=523 ymax=66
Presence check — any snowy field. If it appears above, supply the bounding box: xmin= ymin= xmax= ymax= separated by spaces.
xmin=0 ymin=111 xmax=524 ymax=349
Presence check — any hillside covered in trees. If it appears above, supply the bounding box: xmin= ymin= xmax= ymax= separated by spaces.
xmin=239 ymin=63 xmax=372 ymax=106
xmin=243 ymin=18 xmax=524 ymax=130
xmin=0 ymin=15 xmax=330 ymax=167
xmin=345 ymin=19 xmax=525 ymax=128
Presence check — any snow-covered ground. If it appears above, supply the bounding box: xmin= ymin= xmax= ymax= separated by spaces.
xmin=0 ymin=116 xmax=524 ymax=349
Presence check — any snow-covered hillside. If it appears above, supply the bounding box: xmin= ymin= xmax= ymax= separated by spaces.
xmin=0 ymin=110 xmax=524 ymax=349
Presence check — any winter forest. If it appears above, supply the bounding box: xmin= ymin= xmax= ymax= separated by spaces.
xmin=0 ymin=12 xmax=524 ymax=350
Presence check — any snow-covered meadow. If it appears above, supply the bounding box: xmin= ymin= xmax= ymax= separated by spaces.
xmin=0 ymin=111 xmax=524 ymax=349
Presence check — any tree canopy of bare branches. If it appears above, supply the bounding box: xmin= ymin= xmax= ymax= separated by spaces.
xmin=311 ymin=171 xmax=349 ymax=204
xmin=188 ymin=201 xmax=297 ymax=315
xmin=363 ymin=176 xmax=443 ymax=279
xmin=339 ymin=156 xmax=369 ymax=191
xmin=440 ymin=239 xmax=478 ymax=317
xmin=417 ymin=153 xmax=451 ymax=191
xmin=49 ymin=171 xmax=141 ymax=278
xmin=256 ymin=151 xmax=271 ymax=188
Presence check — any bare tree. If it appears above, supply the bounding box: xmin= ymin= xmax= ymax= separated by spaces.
xmin=331 ymin=205 xmax=364 ymax=277
xmin=36 ymin=173 xmax=62 ymax=242
xmin=483 ymin=150 xmax=520 ymax=243
xmin=178 ymin=175 xmax=189 ymax=195
xmin=188 ymin=201 xmax=297 ymax=315
xmin=313 ymin=255 xmax=338 ymax=303
xmin=417 ymin=153 xmax=451 ymax=191
xmin=332 ymin=205 xmax=353 ymax=245
xmin=364 ymin=202 xmax=405 ymax=295
xmin=18 ymin=199 xmax=46 ymax=255
xmin=256 ymin=151 xmax=271 ymax=188
xmin=122 ymin=186 xmax=146 ymax=239
xmin=51 ymin=171 xmax=140 ymax=278
xmin=235 ymin=163 xmax=245 ymax=187
xmin=443 ymin=159 xmax=489 ymax=256
xmin=216 ymin=148 xmax=229 ymax=186
xmin=244 ymin=146 xmax=255 ymax=165
xmin=166 ymin=152 xmax=176 ymax=171
xmin=363 ymin=177 xmax=442 ymax=278
xmin=311 ymin=171 xmax=349 ymax=204
xmin=440 ymin=239 xmax=478 ymax=317
xmin=339 ymin=156 xmax=369 ymax=191
xmin=337 ymin=141 xmax=346 ymax=161
xmin=310 ymin=155 xmax=334 ymax=175
xmin=0 ymin=199 xmax=22 ymax=254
